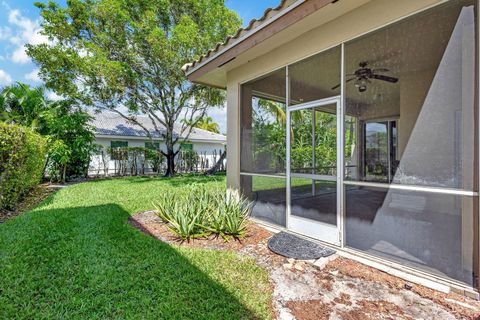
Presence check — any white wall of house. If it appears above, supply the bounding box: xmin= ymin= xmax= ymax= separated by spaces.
xmin=89 ymin=136 xmax=226 ymax=176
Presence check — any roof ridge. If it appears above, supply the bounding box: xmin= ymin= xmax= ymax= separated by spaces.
xmin=91 ymin=111 xmax=226 ymax=140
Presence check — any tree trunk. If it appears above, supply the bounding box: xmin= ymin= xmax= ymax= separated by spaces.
xmin=164 ymin=150 xmax=176 ymax=177
xmin=42 ymin=155 xmax=50 ymax=180
xmin=205 ymin=150 xmax=226 ymax=176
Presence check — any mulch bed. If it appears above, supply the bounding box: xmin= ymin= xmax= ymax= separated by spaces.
xmin=129 ymin=210 xmax=480 ymax=320
xmin=128 ymin=210 xmax=273 ymax=251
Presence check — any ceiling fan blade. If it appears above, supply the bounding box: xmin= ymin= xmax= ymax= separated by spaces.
xmin=372 ymin=68 xmax=389 ymax=73
xmin=331 ymin=77 xmax=355 ymax=90
xmin=371 ymin=74 xmax=398 ymax=83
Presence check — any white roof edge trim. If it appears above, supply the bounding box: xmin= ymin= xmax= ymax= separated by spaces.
xmin=95 ymin=134 xmax=226 ymax=144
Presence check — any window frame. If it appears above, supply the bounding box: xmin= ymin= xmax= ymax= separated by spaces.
xmin=110 ymin=140 xmax=128 ymax=160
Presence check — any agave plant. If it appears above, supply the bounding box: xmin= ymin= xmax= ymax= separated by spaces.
xmin=154 ymin=185 xmax=252 ymax=242
xmin=154 ymin=188 xmax=208 ymax=241
xmin=204 ymin=189 xmax=252 ymax=241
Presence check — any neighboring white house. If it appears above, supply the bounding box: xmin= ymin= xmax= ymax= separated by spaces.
xmin=88 ymin=111 xmax=226 ymax=176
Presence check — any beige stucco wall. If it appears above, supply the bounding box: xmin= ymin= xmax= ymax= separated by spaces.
xmin=226 ymin=0 xmax=446 ymax=189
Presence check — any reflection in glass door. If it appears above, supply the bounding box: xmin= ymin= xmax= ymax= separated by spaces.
xmin=287 ymin=98 xmax=341 ymax=245
xmin=363 ymin=121 xmax=397 ymax=183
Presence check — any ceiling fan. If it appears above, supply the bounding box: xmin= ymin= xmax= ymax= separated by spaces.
xmin=332 ymin=61 xmax=398 ymax=92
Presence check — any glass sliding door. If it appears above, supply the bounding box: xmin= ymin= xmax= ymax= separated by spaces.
xmin=363 ymin=120 xmax=397 ymax=183
xmin=364 ymin=121 xmax=389 ymax=182
xmin=343 ymin=0 xmax=478 ymax=286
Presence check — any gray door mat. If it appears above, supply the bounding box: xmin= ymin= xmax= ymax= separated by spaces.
xmin=268 ymin=231 xmax=336 ymax=260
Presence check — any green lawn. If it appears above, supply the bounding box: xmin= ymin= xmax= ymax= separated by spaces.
xmin=252 ymin=175 xmax=336 ymax=191
xmin=0 ymin=174 xmax=272 ymax=319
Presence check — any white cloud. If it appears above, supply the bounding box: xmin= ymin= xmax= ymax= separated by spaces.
xmin=0 ymin=26 xmax=11 ymax=40
xmin=12 ymin=45 xmax=29 ymax=64
xmin=25 ymin=68 xmax=41 ymax=82
xmin=0 ymin=69 xmax=12 ymax=85
xmin=7 ymin=9 xmax=48 ymax=64
xmin=8 ymin=10 xmax=34 ymax=33
xmin=46 ymin=91 xmax=63 ymax=101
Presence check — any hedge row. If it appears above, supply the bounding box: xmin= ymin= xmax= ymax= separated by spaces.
xmin=0 ymin=122 xmax=46 ymax=210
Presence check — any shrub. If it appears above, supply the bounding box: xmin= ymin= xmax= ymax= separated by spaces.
xmin=291 ymin=145 xmax=337 ymax=175
xmin=0 ymin=123 xmax=46 ymax=210
xmin=145 ymin=148 xmax=164 ymax=173
xmin=47 ymin=138 xmax=71 ymax=182
xmin=154 ymin=186 xmax=211 ymax=240
xmin=206 ymin=190 xmax=251 ymax=240
xmin=153 ymin=185 xmax=251 ymax=241
xmin=179 ymin=149 xmax=199 ymax=171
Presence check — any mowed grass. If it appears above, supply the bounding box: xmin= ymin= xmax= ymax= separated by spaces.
xmin=252 ymin=175 xmax=336 ymax=191
xmin=0 ymin=174 xmax=272 ymax=319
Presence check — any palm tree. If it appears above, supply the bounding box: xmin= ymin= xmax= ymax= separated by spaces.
xmin=0 ymin=82 xmax=49 ymax=131
xmin=257 ymin=99 xmax=286 ymax=125
xmin=257 ymin=98 xmax=304 ymax=141
xmin=194 ymin=116 xmax=221 ymax=133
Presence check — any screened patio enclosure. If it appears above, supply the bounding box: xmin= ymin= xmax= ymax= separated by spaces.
xmin=240 ymin=0 xmax=478 ymax=287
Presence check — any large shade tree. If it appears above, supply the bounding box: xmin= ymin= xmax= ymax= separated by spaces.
xmin=27 ymin=0 xmax=241 ymax=176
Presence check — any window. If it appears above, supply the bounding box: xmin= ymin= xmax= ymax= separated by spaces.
xmin=145 ymin=142 xmax=160 ymax=150
xmin=345 ymin=185 xmax=477 ymax=285
xmin=111 ymin=141 xmax=128 ymax=148
xmin=110 ymin=141 xmax=128 ymax=160
xmin=362 ymin=120 xmax=397 ymax=183
xmin=240 ymin=175 xmax=287 ymax=226
xmin=180 ymin=143 xmax=193 ymax=150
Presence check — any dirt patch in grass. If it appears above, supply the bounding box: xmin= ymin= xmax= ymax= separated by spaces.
xmin=0 ymin=184 xmax=56 ymax=223
xmin=130 ymin=210 xmax=480 ymax=320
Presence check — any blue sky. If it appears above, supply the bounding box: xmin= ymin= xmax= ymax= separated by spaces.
xmin=0 ymin=0 xmax=280 ymax=132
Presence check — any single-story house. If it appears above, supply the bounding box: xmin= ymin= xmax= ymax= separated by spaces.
xmin=89 ymin=111 xmax=226 ymax=175
xmin=184 ymin=0 xmax=480 ymax=297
